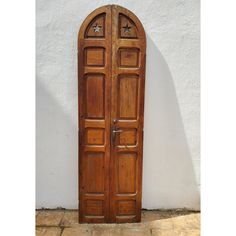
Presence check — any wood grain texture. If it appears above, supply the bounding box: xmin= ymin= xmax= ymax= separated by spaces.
xmin=78 ymin=5 xmax=146 ymax=223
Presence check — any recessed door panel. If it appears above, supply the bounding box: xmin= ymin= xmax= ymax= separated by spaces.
xmin=117 ymin=153 xmax=137 ymax=194
xmin=119 ymin=13 xmax=138 ymax=39
xmin=85 ymin=74 xmax=105 ymax=119
xmin=117 ymin=128 xmax=137 ymax=146
xmin=119 ymin=48 xmax=140 ymax=67
xmin=85 ymin=200 xmax=104 ymax=216
xmin=85 ymin=128 xmax=105 ymax=145
xmin=85 ymin=13 xmax=106 ymax=38
xmin=118 ymin=74 xmax=138 ymax=119
xmin=85 ymin=47 xmax=105 ymax=66
xmin=78 ymin=5 xmax=146 ymax=223
xmin=117 ymin=200 xmax=136 ymax=216
xmin=84 ymin=152 xmax=105 ymax=193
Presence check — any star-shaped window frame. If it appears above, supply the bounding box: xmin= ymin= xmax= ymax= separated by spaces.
xmin=93 ymin=24 xmax=102 ymax=33
xmin=122 ymin=24 xmax=131 ymax=33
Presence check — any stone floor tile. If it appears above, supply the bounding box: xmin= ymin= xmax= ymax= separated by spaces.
xmin=36 ymin=210 xmax=64 ymax=226
xmin=91 ymin=227 xmax=122 ymax=236
xmin=149 ymin=218 xmax=174 ymax=230
xmin=185 ymin=230 xmax=200 ymax=236
xmin=152 ymin=229 xmax=200 ymax=236
xmin=172 ymin=214 xmax=200 ymax=230
xmin=61 ymin=227 xmax=92 ymax=236
xmin=121 ymin=227 xmax=151 ymax=236
xmin=60 ymin=211 xmax=79 ymax=227
xmin=122 ymin=222 xmax=147 ymax=229
xmin=185 ymin=213 xmax=200 ymax=229
xmin=178 ymin=230 xmax=200 ymax=236
xmin=172 ymin=215 xmax=188 ymax=229
xmin=151 ymin=229 xmax=177 ymax=236
xmin=36 ymin=227 xmax=62 ymax=236
xmin=142 ymin=211 xmax=171 ymax=222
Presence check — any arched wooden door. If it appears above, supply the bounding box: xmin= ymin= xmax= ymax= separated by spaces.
xmin=78 ymin=5 xmax=146 ymax=223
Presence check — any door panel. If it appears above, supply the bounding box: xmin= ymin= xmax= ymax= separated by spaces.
xmin=85 ymin=47 xmax=105 ymax=66
xmin=84 ymin=152 xmax=105 ymax=193
xmin=118 ymin=48 xmax=140 ymax=67
xmin=117 ymin=152 xmax=137 ymax=194
xmin=118 ymin=74 xmax=138 ymax=119
xmin=116 ymin=128 xmax=137 ymax=146
xmin=85 ymin=128 xmax=105 ymax=145
xmin=85 ymin=74 xmax=105 ymax=118
xmin=85 ymin=13 xmax=106 ymax=38
xmin=110 ymin=5 xmax=146 ymax=223
xmin=78 ymin=5 xmax=112 ymax=223
xmin=78 ymin=5 xmax=146 ymax=223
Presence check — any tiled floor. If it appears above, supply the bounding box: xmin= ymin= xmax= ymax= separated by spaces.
xmin=36 ymin=209 xmax=200 ymax=236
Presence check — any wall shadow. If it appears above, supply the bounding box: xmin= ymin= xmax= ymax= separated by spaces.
xmin=142 ymin=35 xmax=200 ymax=210
xmin=36 ymin=79 xmax=78 ymax=209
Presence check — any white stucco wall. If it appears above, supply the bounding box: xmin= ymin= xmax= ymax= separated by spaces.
xmin=36 ymin=0 xmax=200 ymax=210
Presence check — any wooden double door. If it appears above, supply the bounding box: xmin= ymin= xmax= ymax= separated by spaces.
xmin=78 ymin=5 xmax=146 ymax=223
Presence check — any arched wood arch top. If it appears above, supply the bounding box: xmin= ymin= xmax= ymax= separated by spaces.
xmin=78 ymin=5 xmax=146 ymax=43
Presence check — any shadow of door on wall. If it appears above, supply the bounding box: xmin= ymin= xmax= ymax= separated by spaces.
xmin=142 ymin=35 xmax=200 ymax=210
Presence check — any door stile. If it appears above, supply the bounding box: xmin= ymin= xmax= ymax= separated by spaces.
xmin=105 ymin=5 xmax=112 ymax=224
xmin=109 ymin=5 xmax=118 ymax=223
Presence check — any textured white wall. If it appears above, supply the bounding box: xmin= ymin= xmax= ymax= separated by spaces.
xmin=36 ymin=0 xmax=200 ymax=210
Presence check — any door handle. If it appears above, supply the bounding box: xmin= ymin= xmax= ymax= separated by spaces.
xmin=113 ymin=130 xmax=123 ymax=133
xmin=111 ymin=128 xmax=123 ymax=144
